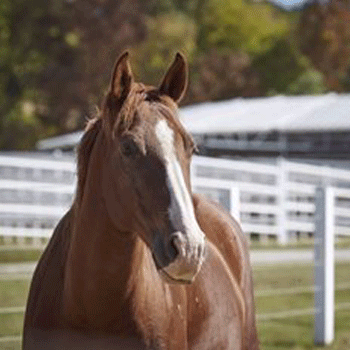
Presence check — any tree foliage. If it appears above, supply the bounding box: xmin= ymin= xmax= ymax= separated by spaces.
xmin=298 ymin=0 xmax=350 ymax=91
xmin=199 ymin=0 xmax=289 ymax=55
xmin=187 ymin=49 xmax=260 ymax=103
xmin=1 ymin=0 xmax=346 ymax=149
xmin=254 ymin=38 xmax=328 ymax=96
xmin=0 ymin=0 xmax=146 ymax=149
xmin=131 ymin=12 xmax=197 ymax=86
xmin=0 ymin=0 xmax=50 ymax=149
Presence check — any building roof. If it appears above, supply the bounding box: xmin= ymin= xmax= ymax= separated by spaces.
xmin=37 ymin=93 xmax=350 ymax=150
xmin=37 ymin=130 xmax=84 ymax=151
xmin=181 ymin=93 xmax=350 ymax=135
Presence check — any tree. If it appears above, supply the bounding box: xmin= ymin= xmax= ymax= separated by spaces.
xmin=43 ymin=0 xmax=147 ymax=131
xmin=287 ymin=68 xmax=326 ymax=95
xmin=131 ymin=12 xmax=197 ymax=88
xmin=0 ymin=0 xmax=146 ymax=149
xmin=187 ymin=49 xmax=260 ymax=103
xmin=187 ymin=0 xmax=291 ymax=101
xmin=198 ymin=0 xmax=289 ymax=55
xmin=298 ymin=0 xmax=350 ymax=91
xmin=0 ymin=0 xmax=49 ymax=149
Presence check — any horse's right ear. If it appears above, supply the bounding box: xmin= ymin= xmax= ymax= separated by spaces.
xmin=109 ymin=51 xmax=133 ymax=102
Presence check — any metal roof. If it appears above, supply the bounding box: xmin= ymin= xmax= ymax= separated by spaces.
xmin=37 ymin=130 xmax=84 ymax=150
xmin=37 ymin=93 xmax=350 ymax=150
xmin=180 ymin=93 xmax=350 ymax=134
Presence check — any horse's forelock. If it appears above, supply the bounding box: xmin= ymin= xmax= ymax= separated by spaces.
xmin=105 ymin=84 xmax=181 ymax=136
xmin=103 ymin=83 xmax=146 ymax=135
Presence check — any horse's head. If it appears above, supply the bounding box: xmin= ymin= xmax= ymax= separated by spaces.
xmin=100 ymin=52 xmax=206 ymax=284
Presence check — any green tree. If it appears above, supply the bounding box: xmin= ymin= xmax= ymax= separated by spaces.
xmin=145 ymin=0 xmax=207 ymax=17
xmin=187 ymin=0 xmax=295 ymax=101
xmin=198 ymin=0 xmax=289 ymax=55
xmin=0 ymin=0 xmax=146 ymax=149
xmin=0 ymin=0 xmax=48 ymax=149
xmin=131 ymin=12 xmax=197 ymax=88
xmin=298 ymin=0 xmax=350 ymax=92
xmin=287 ymin=68 xmax=326 ymax=95
xmin=187 ymin=49 xmax=260 ymax=103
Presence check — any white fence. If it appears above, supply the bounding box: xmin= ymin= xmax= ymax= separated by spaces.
xmin=0 ymin=154 xmax=75 ymax=241
xmin=2 ymin=153 xmax=350 ymax=244
xmin=192 ymin=156 xmax=350 ymax=243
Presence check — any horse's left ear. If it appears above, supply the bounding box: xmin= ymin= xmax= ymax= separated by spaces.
xmin=159 ymin=53 xmax=188 ymax=103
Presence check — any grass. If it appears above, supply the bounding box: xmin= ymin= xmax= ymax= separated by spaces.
xmin=258 ymin=311 xmax=350 ymax=350
xmin=0 ymin=249 xmax=43 ymax=264
xmin=0 ymin=256 xmax=349 ymax=349
xmin=253 ymin=263 xmax=350 ymax=350
xmin=250 ymin=237 xmax=350 ymax=251
xmin=0 ymin=280 xmax=30 ymax=309
xmin=0 ymin=338 xmax=21 ymax=350
xmin=0 ymin=236 xmax=348 ymax=264
xmin=0 ymin=279 xmax=30 ymax=345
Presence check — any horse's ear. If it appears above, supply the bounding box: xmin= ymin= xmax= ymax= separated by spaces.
xmin=159 ymin=53 xmax=188 ymax=103
xmin=109 ymin=51 xmax=133 ymax=101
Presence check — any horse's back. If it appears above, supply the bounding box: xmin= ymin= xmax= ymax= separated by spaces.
xmin=23 ymin=209 xmax=72 ymax=348
xmin=193 ymin=194 xmax=259 ymax=350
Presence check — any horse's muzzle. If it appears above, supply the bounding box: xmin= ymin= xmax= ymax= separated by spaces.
xmin=153 ymin=231 xmax=206 ymax=284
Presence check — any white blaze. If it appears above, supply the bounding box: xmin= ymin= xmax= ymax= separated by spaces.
xmin=155 ymin=119 xmax=203 ymax=239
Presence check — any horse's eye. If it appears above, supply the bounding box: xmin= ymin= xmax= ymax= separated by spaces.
xmin=120 ymin=138 xmax=139 ymax=157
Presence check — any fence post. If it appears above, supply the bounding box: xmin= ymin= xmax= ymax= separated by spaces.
xmin=277 ymin=158 xmax=288 ymax=244
xmin=314 ymin=186 xmax=335 ymax=346
xmin=230 ymin=187 xmax=240 ymax=222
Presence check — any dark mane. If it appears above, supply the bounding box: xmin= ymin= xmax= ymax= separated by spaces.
xmin=75 ymin=117 xmax=102 ymax=206
xmin=104 ymin=83 xmax=147 ymax=134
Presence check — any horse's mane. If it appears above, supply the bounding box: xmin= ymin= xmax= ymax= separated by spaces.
xmin=75 ymin=116 xmax=102 ymax=206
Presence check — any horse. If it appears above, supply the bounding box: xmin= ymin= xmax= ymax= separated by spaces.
xmin=23 ymin=52 xmax=259 ymax=350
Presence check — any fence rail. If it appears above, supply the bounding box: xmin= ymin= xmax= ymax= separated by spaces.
xmin=2 ymin=153 xmax=350 ymax=244
xmin=191 ymin=157 xmax=350 ymax=243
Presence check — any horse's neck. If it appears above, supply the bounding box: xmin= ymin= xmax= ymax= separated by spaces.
xmin=62 ymin=136 xmax=158 ymax=331
xmin=64 ymin=197 xmax=157 ymax=331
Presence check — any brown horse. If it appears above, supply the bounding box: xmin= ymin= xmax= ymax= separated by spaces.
xmin=23 ymin=52 xmax=259 ymax=350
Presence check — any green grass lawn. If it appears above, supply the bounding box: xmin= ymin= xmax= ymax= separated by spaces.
xmin=253 ymin=263 xmax=350 ymax=350
xmin=0 ymin=260 xmax=349 ymax=349
xmin=258 ymin=311 xmax=350 ymax=350
xmin=0 ymin=249 xmax=43 ymax=264
xmin=250 ymin=237 xmax=350 ymax=251
xmin=0 ymin=236 xmax=348 ymax=264
xmin=0 ymin=279 xmax=30 ymax=344
xmin=0 ymin=280 xmax=30 ymax=309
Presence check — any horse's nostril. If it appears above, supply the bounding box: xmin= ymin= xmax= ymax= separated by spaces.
xmin=168 ymin=235 xmax=180 ymax=261
xmin=198 ymin=244 xmax=202 ymax=259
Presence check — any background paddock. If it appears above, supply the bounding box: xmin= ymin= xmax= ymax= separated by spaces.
xmin=0 ymin=153 xmax=349 ymax=349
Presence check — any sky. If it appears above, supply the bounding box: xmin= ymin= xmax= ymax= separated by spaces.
xmin=269 ymin=0 xmax=327 ymax=10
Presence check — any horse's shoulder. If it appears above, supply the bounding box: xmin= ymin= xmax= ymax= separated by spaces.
xmin=193 ymin=193 xmax=244 ymax=237
xmin=23 ymin=208 xmax=72 ymax=331
xmin=192 ymin=194 xmax=259 ymax=350
xmin=192 ymin=193 xmax=249 ymax=285
xmin=187 ymin=241 xmax=245 ymax=350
